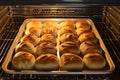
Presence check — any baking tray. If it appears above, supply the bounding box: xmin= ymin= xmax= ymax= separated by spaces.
xmin=2 ymin=18 xmax=115 ymax=74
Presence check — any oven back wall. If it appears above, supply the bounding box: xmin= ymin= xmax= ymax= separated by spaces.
xmin=11 ymin=5 xmax=103 ymax=22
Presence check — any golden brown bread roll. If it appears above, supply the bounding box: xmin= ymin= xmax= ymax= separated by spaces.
xmin=60 ymin=26 xmax=76 ymax=36
xmin=60 ymin=53 xmax=84 ymax=71
xmin=80 ymin=40 xmax=103 ymax=55
xmin=78 ymin=32 xmax=97 ymax=43
xmin=15 ymin=41 xmax=35 ymax=55
xmin=40 ymin=34 xmax=56 ymax=45
xmin=12 ymin=51 xmax=35 ymax=70
xmin=59 ymin=20 xmax=75 ymax=29
xmin=42 ymin=21 xmax=58 ymax=28
xmin=60 ymin=41 xmax=80 ymax=55
xmin=83 ymin=53 xmax=106 ymax=69
xmin=60 ymin=33 xmax=79 ymax=44
xmin=20 ymin=33 xmax=40 ymax=46
xmin=25 ymin=27 xmax=41 ymax=37
xmin=35 ymin=53 xmax=59 ymax=70
xmin=75 ymin=20 xmax=90 ymax=29
xmin=26 ymin=20 xmax=42 ymax=29
xmin=36 ymin=42 xmax=57 ymax=56
xmin=76 ymin=28 xmax=90 ymax=36
xmin=41 ymin=27 xmax=57 ymax=37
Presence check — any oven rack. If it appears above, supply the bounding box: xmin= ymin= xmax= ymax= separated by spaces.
xmin=0 ymin=21 xmax=119 ymax=80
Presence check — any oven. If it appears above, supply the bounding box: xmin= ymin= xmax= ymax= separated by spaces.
xmin=0 ymin=1 xmax=120 ymax=80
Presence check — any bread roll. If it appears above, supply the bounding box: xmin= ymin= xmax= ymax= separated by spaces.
xmin=59 ymin=20 xmax=75 ymax=29
xmin=20 ymin=33 xmax=40 ymax=46
xmin=83 ymin=53 xmax=106 ymax=69
xmin=60 ymin=33 xmax=79 ymax=44
xmin=42 ymin=21 xmax=58 ymax=28
xmin=76 ymin=28 xmax=90 ymax=36
xmin=15 ymin=41 xmax=35 ymax=55
xmin=35 ymin=53 xmax=59 ymax=70
xmin=26 ymin=20 xmax=42 ymax=29
xmin=75 ymin=20 xmax=90 ymax=29
xmin=25 ymin=27 xmax=41 ymax=37
xmin=40 ymin=34 xmax=56 ymax=45
xmin=60 ymin=26 xmax=76 ymax=35
xmin=12 ymin=51 xmax=35 ymax=70
xmin=36 ymin=42 xmax=57 ymax=56
xmin=80 ymin=40 xmax=103 ymax=55
xmin=78 ymin=32 xmax=97 ymax=43
xmin=41 ymin=27 xmax=57 ymax=37
xmin=60 ymin=53 xmax=84 ymax=71
xmin=60 ymin=41 xmax=80 ymax=55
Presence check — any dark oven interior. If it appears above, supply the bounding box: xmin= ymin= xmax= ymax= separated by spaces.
xmin=0 ymin=5 xmax=120 ymax=80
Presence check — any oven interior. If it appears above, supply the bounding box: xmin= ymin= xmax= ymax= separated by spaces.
xmin=0 ymin=5 xmax=120 ymax=80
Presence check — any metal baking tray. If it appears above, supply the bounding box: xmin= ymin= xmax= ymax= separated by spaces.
xmin=2 ymin=18 xmax=115 ymax=74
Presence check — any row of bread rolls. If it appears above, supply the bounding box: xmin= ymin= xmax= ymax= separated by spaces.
xmin=12 ymin=51 xmax=84 ymax=71
xmin=36 ymin=21 xmax=58 ymax=56
xmin=75 ymin=20 xmax=98 ymax=43
xmin=76 ymin=20 xmax=106 ymax=69
xmin=59 ymin=20 xmax=80 ymax=55
xmin=25 ymin=20 xmax=58 ymax=38
xmin=60 ymin=52 xmax=106 ymax=71
xmin=75 ymin=20 xmax=103 ymax=55
xmin=59 ymin=21 xmax=83 ymax=71
xmin=12 ymin=51 xmax=59 ymax=70
xmin=12 ymin=51 xmax=106 ymax=70
xmin=12 ymin=52 xmax=84 ymax=71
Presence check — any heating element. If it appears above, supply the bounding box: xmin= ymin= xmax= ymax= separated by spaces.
xmin=0 ymin=6 xmax=120 ymax=80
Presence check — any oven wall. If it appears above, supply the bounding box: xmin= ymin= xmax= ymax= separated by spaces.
xmin=0 ymin=6 xmax=13 ymax=40
xmin=103 ymin=6 xmax=120 ymax=69
xmin=103 ymin=6 xmax=120 ymax=39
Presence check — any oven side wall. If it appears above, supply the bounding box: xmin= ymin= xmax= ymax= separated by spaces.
xmin=103 ymin=6 xmax=120 ymax=38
